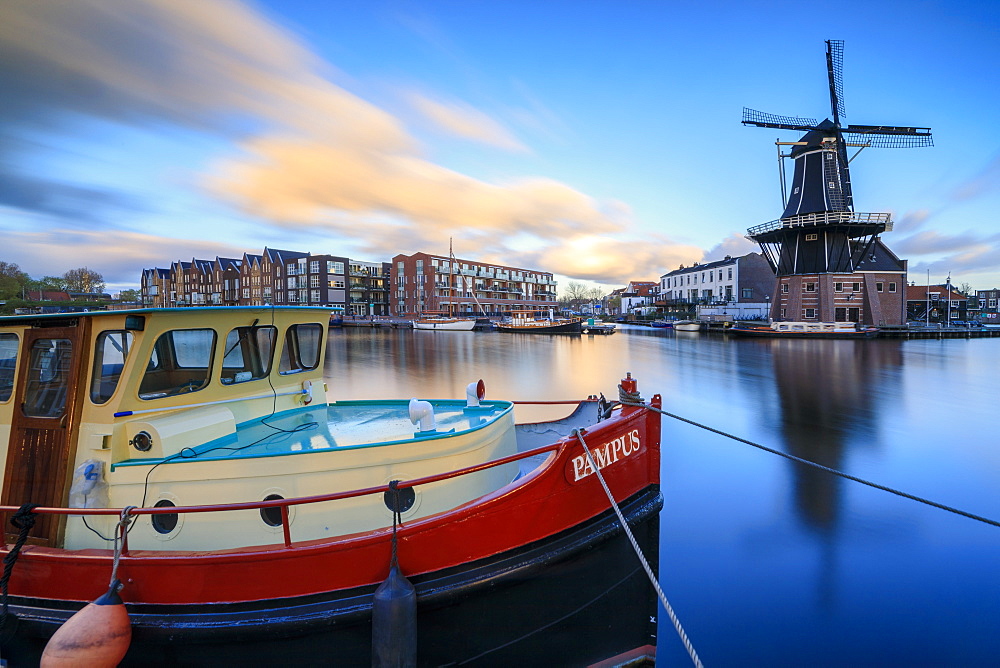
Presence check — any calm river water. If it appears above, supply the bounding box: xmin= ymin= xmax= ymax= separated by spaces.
xmin=324 ymin=325 xmax=1000 ymax=666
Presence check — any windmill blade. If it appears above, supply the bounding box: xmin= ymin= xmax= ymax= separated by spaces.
xmin=844 ymin=124 xmax=933 ymax=148
xmin=742 ymin=108 xmax=819 ymax=131
xmin=826 ymin=40 xmax=846 ymax=124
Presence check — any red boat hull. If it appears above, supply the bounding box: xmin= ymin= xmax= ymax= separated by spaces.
xmin=1 ymin=400 xmax=662 ymax=665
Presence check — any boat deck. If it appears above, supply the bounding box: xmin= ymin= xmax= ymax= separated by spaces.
xmin=113 ymin=400 xmax=512 ymax=468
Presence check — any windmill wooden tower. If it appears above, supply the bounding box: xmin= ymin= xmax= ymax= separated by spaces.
xmin=743 ymin=40 xmax=932 ymax=326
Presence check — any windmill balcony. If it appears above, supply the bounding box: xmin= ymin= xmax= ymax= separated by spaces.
xmin=747 ymin=211 xmax=892 ymax=237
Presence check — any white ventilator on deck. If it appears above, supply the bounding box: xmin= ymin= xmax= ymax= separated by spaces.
xmin=466 ymin=380 xmax=486 ymax=408
xmin=408 ymin=399 xmax=436 ymax=433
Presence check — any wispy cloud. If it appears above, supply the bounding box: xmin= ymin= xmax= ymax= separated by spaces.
xmin=407 ymin=93 xmax=528 ymax=151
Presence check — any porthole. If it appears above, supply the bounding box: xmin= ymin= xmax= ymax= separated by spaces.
xmin=130 ymin=430 xmax=153 ymax=452
xmin=260 ymin=494 xmax=284 ymax=527
xmin=151 ymin=499 xmax=178 ymax=534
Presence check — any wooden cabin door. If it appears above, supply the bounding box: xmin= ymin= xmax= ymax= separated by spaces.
xmin=3 ymin=323 xmax=87 ymax=545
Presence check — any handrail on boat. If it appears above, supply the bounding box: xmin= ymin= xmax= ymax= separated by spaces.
xmin=0 ymin=406 xmax=635 ymax=551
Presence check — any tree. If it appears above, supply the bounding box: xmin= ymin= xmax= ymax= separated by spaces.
xmin=0 ymin=261 xmax=29 ymax=299
xmin=35 ymin=276 xmax=69 ymax=291
xmin=957 ymin=282 xmax=973 ymax=296
xmin=117 ymin=289 xmax=140 ymax=302
xmin=63 ymin=267 xmax=106 ymax=294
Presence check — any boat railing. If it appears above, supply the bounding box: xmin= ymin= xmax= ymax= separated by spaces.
xmin=0 ymin=400 xmax=621 ymax=555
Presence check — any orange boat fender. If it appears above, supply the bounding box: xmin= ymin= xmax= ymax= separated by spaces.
xmin=41 ymin=579 xmax=131 ymax=667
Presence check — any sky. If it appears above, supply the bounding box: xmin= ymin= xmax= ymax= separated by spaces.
xmin=1 ymin=0 xmax=998 ymax=296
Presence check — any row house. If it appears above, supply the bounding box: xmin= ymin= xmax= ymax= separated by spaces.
xmin=659 ymin=253 xmax=773 ymax=304
xmin=140 ymin=248 xmax=389 ymax=314
xmin=391 ymin=253 xmax=557 ymax=317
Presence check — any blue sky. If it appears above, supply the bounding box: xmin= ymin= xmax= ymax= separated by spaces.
xmin=2 ymin=0 xmax=998 ymax=294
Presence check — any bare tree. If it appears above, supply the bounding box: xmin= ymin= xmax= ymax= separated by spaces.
xmin=63 ymin=267 xmax=106 ymax=294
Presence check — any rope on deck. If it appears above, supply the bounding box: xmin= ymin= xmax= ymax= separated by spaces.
xmin=632 ymin=402 xmax=1000 ymax=529
xmin=572 ymin=428 xmax=704 ymax=668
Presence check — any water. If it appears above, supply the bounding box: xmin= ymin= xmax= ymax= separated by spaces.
xmin=324 ymin=326 xmax=1000 ymax=666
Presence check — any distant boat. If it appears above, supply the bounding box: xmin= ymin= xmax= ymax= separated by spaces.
xmin=496 ymin=310 xmax=583 ymax=334
xmin=582 ymin=319 xmax=616 ymax=335
xmin=413 ymin=311 xmax=477 ymax=331
xmin=414 ymin=239 xmax=479 ymax=331
xmin=729 ymin=321 xmax=879 ymax=338
xmin=649 ymin=320 xmax=672 ymax=328
xmin=672 ymin=320 xmax=702 ymax=332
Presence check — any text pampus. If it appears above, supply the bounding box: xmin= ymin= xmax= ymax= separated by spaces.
xmin=571 ymin=429 xmax=641 ymax=482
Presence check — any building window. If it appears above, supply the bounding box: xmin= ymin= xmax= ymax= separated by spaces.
xmin=781 ymin=283 xmax=789 ymax=294
xmin=805 ymin=233 xmax=818 ymax=241
xmin=804 ymin=283 xmax=816 ymax=292
xmin=329 ymin=280 xmax=345 ymax=289
xmin=889 ymin=283 xmax=897 ymax=293
xmin=780 ymin=308 xmax=786 ymax=318
xmin=990 ymin=298 xmax=998 ymax=308
xmin=311 ymin=290 xmax=320 ymax=302
xmin=835 ymin=282 xmax=843 ymax=292
xmin=852 ymin=282 xmax=861 ymax=291
xmin=876 ymin=282 xmax=884 ymax=292
xmin=741 ymin=288 xmax=753 ymax=299
xmin=309 ymin=260 xmax=319 ymax=274
xmin=727 ymin=268 xmax=732 ymax=280
xmin=804 ymin=308 xmax=816 ymax=319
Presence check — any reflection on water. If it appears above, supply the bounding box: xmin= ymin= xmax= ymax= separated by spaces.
xmin=325 ymin=326 xmax=1000 ymax=666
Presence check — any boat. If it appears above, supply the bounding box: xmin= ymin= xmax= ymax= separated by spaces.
xmin=413 ymin=239 xmax=481 ymax=331
xmin=329 ymin=306 xmax=344 ymax=328
xmin=729 ymin=320 xmax=880 ymax=338
xmin=495 ymin=310 xmax=583 ymax=334
xmin=672 ymin=320 xmax=703 ymax=332
xmin=649 ymin=320 xmax=672 ymax=328
xmin=582 ymin=319 xmax=616 ymax=335
xmin=412 ymin=310 xmax=477 ymax=331
xmin=0 ymin=306 xmax=662 ymax=665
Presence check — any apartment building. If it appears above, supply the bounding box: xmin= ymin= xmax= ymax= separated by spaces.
xmin=391 ymin=252 xmax=557 ymax=317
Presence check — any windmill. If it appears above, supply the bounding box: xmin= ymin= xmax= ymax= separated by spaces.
xmin=743 ymin=40 xmax=932 ymax=277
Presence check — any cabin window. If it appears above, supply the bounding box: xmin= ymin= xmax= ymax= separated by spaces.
xmin=278 ymin=323 xmax=323 ymax=374
xmin=90 ymin=331 xmax=135 ymax=404
xmin=23 ymin=338 xmax=73 ymax=418
xmin=0 ymin=333 xmax=20 ymax=402
xmin=221 ymin=325 xmax=276 ymax=384
xmin=139 ymin=328 xmax=216 ymax=399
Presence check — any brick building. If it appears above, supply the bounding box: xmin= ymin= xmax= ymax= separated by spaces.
xmin=391 ymin=252 xmax=557 ymax=317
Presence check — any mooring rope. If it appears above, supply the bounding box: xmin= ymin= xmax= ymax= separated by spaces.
xmin=110 ymin=506 xmax=136 ymax=590
xmin=628 ymin=401 xmax=1000 ymax=529
xmin=572 ymin=428 xmax=704 ymax=668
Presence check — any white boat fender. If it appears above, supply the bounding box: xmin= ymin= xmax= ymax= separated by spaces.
xmin=40 ymin=579 xmax=131 ymax=667
xmin=372 ymin=481 xmax=416 ymax=667
xmin=408 ymin=399 xmax=436 ymax=433
xmin=465 ymin=379 xmax=485 ymax=407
